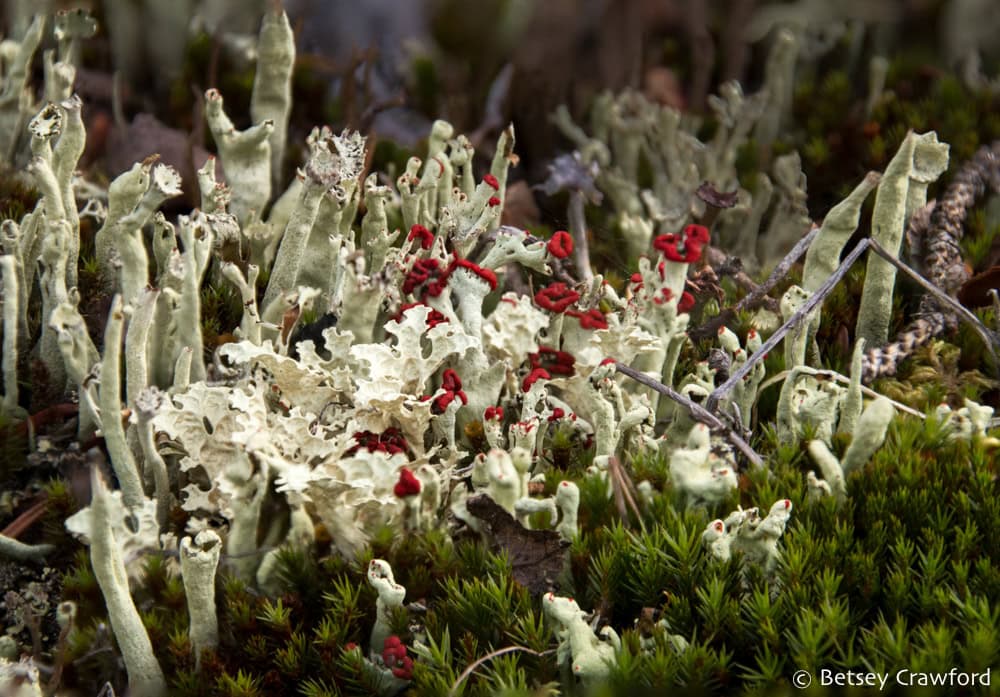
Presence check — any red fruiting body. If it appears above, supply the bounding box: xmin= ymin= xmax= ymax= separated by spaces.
xmin=441 ymin=369 xmax=462 ymax=392
xmin=547 ymin=231 xmax=573 ymax=259
xmin=630 ymin=272 xmax=643 ymax=284
xmin=382 ymin=637 xmax=414 ymax=680
xmin=431 ymin=369 xmax=468 ymax=414
xmin=394 ymin=302 xmax=449 ymax=327
xmin=483 ymin=173 xmax=500 ymax=190
xmin=392 ymin=657 xmax=414 ymax=680
xmin=571 ymin=308 xmax=608 ymax=330
xmin=653 ymin=224 xmax=710 ymax=264
xmin=347 ymin=428 xmax=409 ymax=456
xmin=652 ymin=233 xmax=681 ymax=260
xmin=433 ymin=392 xmax=457 ymax=414
xmin=522 ymin=368 xmax=551 ymax=392
xmin=653 ymin=237 xmax=690 ymax=263
xmin=529 ymin=346 xmax=576 ymax=377
xmin=600 ymin=358 xmax=616 ymax=366
xmin=453 ymin=256 xmax=498 ymax=290
xmin=678 ymin=292 xmax=696 ymax=312
xmin=684 ymin=224 xmax=711 ymax=245
xmin=484 ymin=406 xmax=504 ymax=421
xmin=548 ymin=408 xmax=565 ymax=422
xmin=405 ymin=254 xmax=499 ymax=301
xmin=534 ymin=283 xmax=580 ymax=313
xmin=407 ymin=224 xmax=434 ymax=250
xmin=653 ymin=287 xmax=674 ymax=305
xmin=394 ymin=468 xmax=422 ymax=497
xmin=488 ymin=196 xmax=501 ymax=207
xmin=403 ymin=258 xmax=446 ymax=299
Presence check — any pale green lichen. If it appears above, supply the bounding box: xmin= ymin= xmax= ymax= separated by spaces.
xmin=856 ymin=131 xmax=949 ymax=346
xmin=86 ymin=469 xmax=167 ymax=697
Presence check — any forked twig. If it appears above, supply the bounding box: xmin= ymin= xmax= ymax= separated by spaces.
xmin=866 ymin=239 xmax=1000 ymax=364
xmin=707 ymin=238 xmax=871 ymax=413
xmin=613 ymin=362 xmax=765 ymax=468
xmin=690 ymin=225 xmax=819 ymax=341
xmin=607 ymin=456 xmax=646 ymax=531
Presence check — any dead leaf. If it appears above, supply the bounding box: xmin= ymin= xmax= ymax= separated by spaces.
xmin=957 ymin=266 xmax=1000 ymax=308
xmin=696 ymin=182 xmax=739 ymax=209
xmin=465 ymin=494 xmax=568 ymax=596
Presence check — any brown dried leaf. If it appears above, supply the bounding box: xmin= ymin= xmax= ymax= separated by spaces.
xmin=957 ymin=266 xmax=1000 ymax=308
xmin=696 ymin=182 xmax=739 ymax=209
xmin=465 ymin=494 xmax=568 ymax=596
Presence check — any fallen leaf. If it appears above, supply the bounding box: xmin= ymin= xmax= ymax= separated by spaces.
xmin=696 ymin=182 xmax=739 ymax=209
xmin=465 ymin=493 xmax=568 ymax=596
xmin=957 ymin=265 xmax=1000 ymax=308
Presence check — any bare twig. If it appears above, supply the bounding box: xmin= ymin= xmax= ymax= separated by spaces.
xmin=0 ymin=496 xmax=48 ymax=539
xmin=607 ymin=456 xmax=646 ymax=531
xmin=448 ymin=645 xmax=555 ymax=697
xmin=568 ymin=190 xmax=594 ymax=282
xmin=756 ymin=368 xmax=927 ymax=419
xmin=866 ymin=238 xmax=1000 ymax=365
xmin=11 ymin=403 xmax=78 ymax=436
xmin=702 ymin=247 xmax=780 ymax=311
xmin=707 ymin=238 xmax=871 ymax=413
xmin=865 ymin=142 xmax=1000 ymax=381
xmin=613 ymin=362 xmax=765 ymax=468
xmin=690 ymin=225 xmax=819 ymax=341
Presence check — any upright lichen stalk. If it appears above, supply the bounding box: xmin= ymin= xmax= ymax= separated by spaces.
xmin=88 ymin=470 xmax=166 ymax=697
xmin=856 ymin=131 xmax=949 ymax=346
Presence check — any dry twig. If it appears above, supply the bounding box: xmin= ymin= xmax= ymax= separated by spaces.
xmin=613 ymin=362 xmax=765 ymax=468
xmin=864 ymin=141 xmax=1000 ymax=380
xmin=861 ymin=239 xmax=1000 ymax=381
xmin=707 ymin=238 xmax=872 ymax=412
xmin=690 ymin=225 xmax=818 ymax=341
xmin=606 ymin=456 xmax=646 ymax=531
